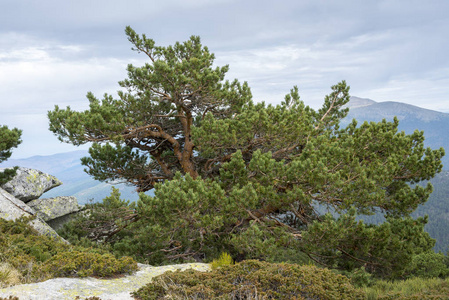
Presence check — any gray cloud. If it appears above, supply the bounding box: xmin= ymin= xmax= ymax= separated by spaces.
xmin=1 ymin=0 xmax=448 ymax=158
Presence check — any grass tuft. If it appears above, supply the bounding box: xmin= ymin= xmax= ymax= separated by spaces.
xmin=363 ymin=277 xmax=449 ymax=300
xmin=210 ymin=252 xmax=234 ymax=269
xmin=0 ymin=263 xmax=21 ymax=288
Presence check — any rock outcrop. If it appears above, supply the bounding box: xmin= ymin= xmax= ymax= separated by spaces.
xmin=27 ymin=196 xmax=83 ymax=230
xmin=0 ymin=263 xmax=211 ymax=300
xmin=0 ymin=188 xmax=65 ymax=241
xmin=0 ymin=167 xmax=62 ymax=202
xmin=0 ymin=167 xmax=82 ymax=240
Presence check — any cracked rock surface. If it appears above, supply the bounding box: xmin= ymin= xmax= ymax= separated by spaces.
xmin=0 ymin=187 xmax=64 ymax=241
xmin=27 ymin=196 xmax=83 ymax=221
xmin=0 ymin=263 xmax=210 ymax=300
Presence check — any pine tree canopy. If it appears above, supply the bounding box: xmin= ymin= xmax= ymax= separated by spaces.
xmin=0 ymin=125 xmax=22 ymax=184
xmin=48 ymin=27 xmax=252 ymax=191
xmin=48 ymin=27 xmax=445 ymax=277
xmin=0 ymin=125 xmax=21 ymax=163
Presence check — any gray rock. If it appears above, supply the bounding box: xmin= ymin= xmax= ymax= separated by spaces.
xmin=0 ymin=167 xmax=62 ymax=202
xmin=0 ymin=188 xmax=67 ymax=243
xmin=0 ymin=263 xmax=211 ymax=300
xmin=0 ymin=187 xmax=35 ymax=215
xmin=46 ymin=211 xmax=83 ymax=231
xmin=27 ymin=196 xmax=83 ymax=222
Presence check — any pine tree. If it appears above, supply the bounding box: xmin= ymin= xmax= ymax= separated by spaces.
xmin=48 ymin=27 xmax=251 ymax=192
xmin=0 ymin=125 xmax=22 ymax=184
xmin=49 ymin=27 xmax=445 ymax=277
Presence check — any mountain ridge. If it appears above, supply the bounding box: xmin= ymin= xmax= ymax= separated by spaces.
xmin=347 ymin=96 xmax=449 ymax=122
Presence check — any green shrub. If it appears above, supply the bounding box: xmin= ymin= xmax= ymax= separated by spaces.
xmin=405 ymin=251 xmax=449 ymax=278
xmin=132 ymin=259 xmax=365 ymax=300
xmin=340 ymin=266 xmax=375 ymax=288
xmin=0 ymin=217 xmax=138 ymax=285
xmin=41 ymin=250 xmax=137 ymax=277
xmin=377 ymin=292 xmax=449 ymax=300
xmin=210 ymin=252 xmax=234 ymax=269
xmin=57 ymin=188 xmax=140 ymax=258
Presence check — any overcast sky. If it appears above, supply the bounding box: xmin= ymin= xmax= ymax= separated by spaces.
xmin=1 ymin=0 xmax=448 ymax=159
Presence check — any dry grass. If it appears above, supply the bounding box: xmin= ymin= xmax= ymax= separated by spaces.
xmin=0 ymin=263 xmax=21 ymax=288
xmin=363 ymin=277 xmax=449 ymax=299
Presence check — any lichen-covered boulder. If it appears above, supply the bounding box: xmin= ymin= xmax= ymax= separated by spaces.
xmin=27 ymin=196 xmax=84 ymax=230
xmin=0 ymin=167 xmax=62 ymax=202
xmin=0 ymin=263 xmax=210 ymax=300
xmin=27 ymin=196 xmax=83 ymax=221
xmin=0 ymin=188 xmax=67 ymax=243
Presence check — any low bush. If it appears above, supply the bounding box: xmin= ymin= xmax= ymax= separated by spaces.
xmin=132 ymin=259 xmax=365 ymax=300
xmin=0 ymin=217 xmax=138 ymax=286
xmin=405 ymin=251 xmax=449 ymax=279
xmin=339 ymin=266 xmax=376 ymax=288
xmin=210 ymin=252 xmax=234 ymax=269
xmin=41 ymin=250 xmax=137 ymax=278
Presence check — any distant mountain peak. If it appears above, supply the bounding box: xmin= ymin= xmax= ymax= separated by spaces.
xmin=347 ymin=100 xmax=448 ymax=122
xmin=345 ymin=96 xmax=377 ymax=109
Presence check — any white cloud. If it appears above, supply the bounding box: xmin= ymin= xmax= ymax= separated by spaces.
xmin=360 ymin=70 xmax=449 ymax=112
xmin=212 ymin=24 xmax=449 ymax=111
xmin=0 ymin=58 xmax=125 ymax=112
xmin=1 ymin=0 xmax=449 ymax=159
xmin=1 ymin=113 xmax=90 ymax=159
xmin=0 ymin=35 xmax=137 ymax=158
xmin=0 ymin=35 xmax=138 ymax=115
xmin=0 ymin=47 xmax=50 ymax=61
xmin=214 ymin=40 xmax=383 ymax=107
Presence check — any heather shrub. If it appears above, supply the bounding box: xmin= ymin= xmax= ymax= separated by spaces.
xmin=0 ymin=217 xmax=137 ymax=285
xmin=132 ymin=259 xmax=365 ymax=300
xmin=41 ymin=250 xmax=137 ymax=278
